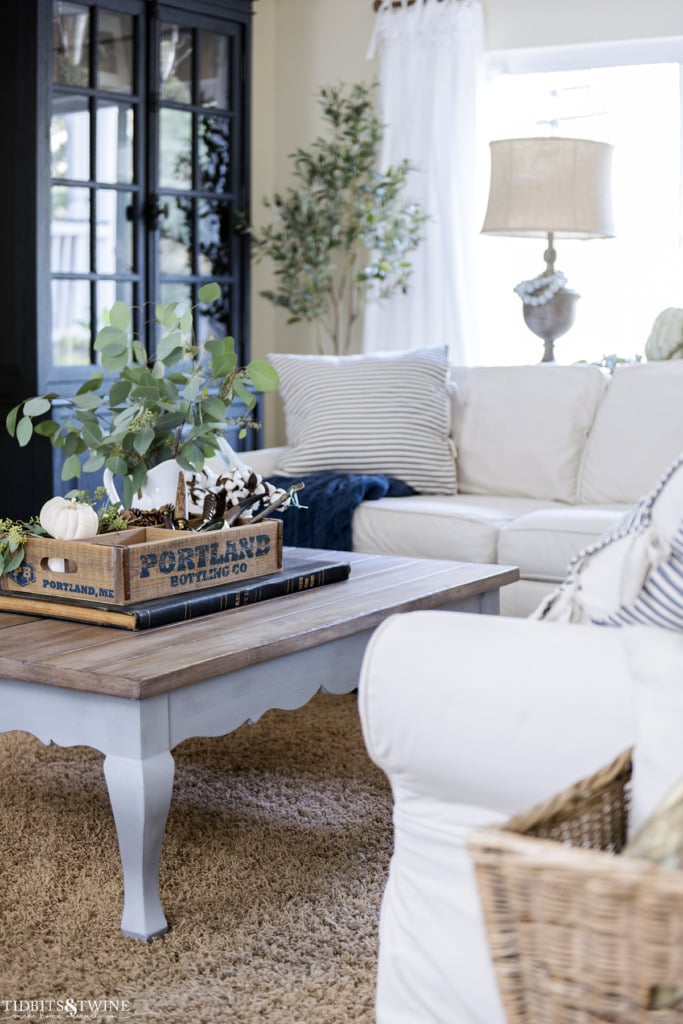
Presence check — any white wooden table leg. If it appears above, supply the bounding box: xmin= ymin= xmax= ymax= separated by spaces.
xmin=103 ymin=749 xmax=175 ymax=940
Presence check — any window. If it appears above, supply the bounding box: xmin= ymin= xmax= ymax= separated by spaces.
xmin=477 ymin=43 xmax=683 ymax=367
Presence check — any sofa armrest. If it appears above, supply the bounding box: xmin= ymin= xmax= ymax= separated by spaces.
xmin=359 ymin=611 xmax=635 ymax=814
xmin=358 ymin=611 xmax=636 ymax=1024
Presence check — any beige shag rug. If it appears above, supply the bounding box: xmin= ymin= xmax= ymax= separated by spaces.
xmin=0 ymin=693 xmax=392 ymax=1024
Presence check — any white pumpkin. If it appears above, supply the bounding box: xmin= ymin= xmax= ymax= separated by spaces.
xmin=39 ymin=496 xmax=99 ymax=541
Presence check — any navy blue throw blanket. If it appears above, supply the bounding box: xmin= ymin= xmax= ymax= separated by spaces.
xmin=267 ymin=472 xmax=415 ymax=551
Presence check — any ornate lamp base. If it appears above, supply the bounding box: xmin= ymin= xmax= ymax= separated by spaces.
xmin=523 ymin=286 xmax=580 ymax=363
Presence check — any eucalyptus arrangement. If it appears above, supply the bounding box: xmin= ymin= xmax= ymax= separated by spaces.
xmin=244 ymin=81 xmax=427 ymax=355
xmin=6 ymin=284 xmax=280 ymax=508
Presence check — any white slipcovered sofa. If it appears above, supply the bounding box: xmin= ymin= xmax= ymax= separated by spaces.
xmin=248 ymin=359 xmax=683 ymax=616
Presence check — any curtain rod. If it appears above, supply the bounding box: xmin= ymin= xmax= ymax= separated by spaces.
xmin=373 ymin=0 xmax=446 ymax=10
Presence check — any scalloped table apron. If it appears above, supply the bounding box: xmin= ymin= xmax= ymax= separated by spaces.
xmin=0 ymin=548 xmax=517 ymax=939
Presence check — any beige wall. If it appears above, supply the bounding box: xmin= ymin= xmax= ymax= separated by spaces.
xmin=251 ymin=0 xmax=683 ymax=445
xmin=251 ymin=0 xmax=378 ymax=444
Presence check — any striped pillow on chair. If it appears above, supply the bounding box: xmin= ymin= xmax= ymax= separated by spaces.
xmin=534 ymin=452 xmax=683 ymax=630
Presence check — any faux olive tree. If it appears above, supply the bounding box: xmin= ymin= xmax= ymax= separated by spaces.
xmin=247 ymin=81 xmax=427 ymax=355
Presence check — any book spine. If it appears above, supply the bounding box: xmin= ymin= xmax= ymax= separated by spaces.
xmin=132 ymin=562 xmax=350 ymax=629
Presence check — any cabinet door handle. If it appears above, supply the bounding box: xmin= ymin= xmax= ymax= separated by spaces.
xmin=143 ymin=195 xmax=169 ymax=230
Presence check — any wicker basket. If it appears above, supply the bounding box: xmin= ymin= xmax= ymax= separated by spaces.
xmin=467 ymin=749 xmax=683 ymax=1023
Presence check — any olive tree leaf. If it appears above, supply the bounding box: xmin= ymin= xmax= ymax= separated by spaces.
xmin=244 ymin=80 xmax=425 ymax=354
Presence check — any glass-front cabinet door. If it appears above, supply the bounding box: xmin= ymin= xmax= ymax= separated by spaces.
xmin=51 ymin=1 xmax=142 ymax=368
xmin=47 ymin=0 xmax=252 ymax=489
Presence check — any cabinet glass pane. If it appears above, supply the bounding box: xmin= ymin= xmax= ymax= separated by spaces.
xmin=53 ymin=2 xmax=90 ymax=87
xmin=96 ymin=102 xmax=134 ymax=184
xmin=51 ymin=186 xmax=91 ymax=274
xmin=96 ymin=190 xmax=134 ymax=274
xmin=51 ymin=278 xmax=91 ymax=367
xmin=159 ymin=281 xmax=193 ymax=314
xmin=97 ymin=11 xmax=134 ymax=94
xmin=199 ymin=114 xmax=230 ymax=193
xmin=198 ymin=198 xmax=230 ymax=277
xmin=197 ymin=284 xmax=231 ymax=345
xmin=199 ymin=31 xmax=230 ymax=109
xmin=159 ymin=197 xmax=192 ymax=276
xmin=159 ymin=108 xmax=192 ymax=189
xmin=51 ymin=96 xmax=90 ymax=181
xmin=160 ymin=25 xmax=193 ymax=103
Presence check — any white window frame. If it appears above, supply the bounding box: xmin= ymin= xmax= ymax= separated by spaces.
xmin=476 ymin=36 xmax=683 ymax=366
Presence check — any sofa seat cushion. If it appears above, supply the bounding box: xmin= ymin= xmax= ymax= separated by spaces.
xmin=579 ymin=361 xmax=683 ymax=504
xmin=449 ymin=364 xmax=607 ymax=503
xmin=498 ymin=506 xmax=626 ymax=583
xmin=352 ymin=494 xmax=552 ymax=564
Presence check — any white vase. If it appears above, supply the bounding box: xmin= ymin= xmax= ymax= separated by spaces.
xmin=102 ymin=438 xmax=246 ymax=513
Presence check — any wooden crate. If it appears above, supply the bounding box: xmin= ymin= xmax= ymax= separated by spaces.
xmin=0 ymin=519 xmax=283 ymax=605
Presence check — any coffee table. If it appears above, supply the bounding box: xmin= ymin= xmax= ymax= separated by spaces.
xmin=0 ymin=548 xmax=517 ymax=939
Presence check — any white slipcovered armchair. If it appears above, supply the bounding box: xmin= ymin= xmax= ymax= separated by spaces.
xmin=358 ymin=611 xmax=683 ymax=1023
xmin=358 ymin=452 xmax=683 ymax=1022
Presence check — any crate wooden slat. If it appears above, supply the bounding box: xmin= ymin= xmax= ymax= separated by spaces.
xmin=0 ymin=520 xmax=282 ymax=604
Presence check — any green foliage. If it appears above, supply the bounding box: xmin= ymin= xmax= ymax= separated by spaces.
xmin=7 ymin=288 xmax=280 ymax=509
xmin=245 ymin=81 xmax=427 ymax=354
xmin=0 ymin=518 xmax=43 ymax=576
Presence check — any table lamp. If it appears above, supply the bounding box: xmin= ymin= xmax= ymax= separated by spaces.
xmin=481 ymin=137 xmax=615 ymax=362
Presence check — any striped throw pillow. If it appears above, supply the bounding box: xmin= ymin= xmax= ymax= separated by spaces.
xmin=534 ymin=452 xmax=683 ymax=630
xmin=268 ymin=348 xmax=456 ymax=495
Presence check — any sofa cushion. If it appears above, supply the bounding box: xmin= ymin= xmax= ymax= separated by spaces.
xmin=450 ymin=365 xmax=606 ymax=503
xmin=534 ymin=453 xmax=683 ymax=627
xmin=497 ymin=506 xmax=625 ymax=583
xmin=268 ymin=348 xmax=456 ymax=495
xmin=579 ymin=361 xmax=683 ymax=504
xmin=352 ymin=494 xmax=552 ymax=564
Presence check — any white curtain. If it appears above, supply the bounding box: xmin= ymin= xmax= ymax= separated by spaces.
xmin=365 ymin=0 xmax=484 ymax=362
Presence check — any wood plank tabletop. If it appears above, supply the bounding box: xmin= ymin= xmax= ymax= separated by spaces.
xmin=0 ymin=549 xmax=518 ymax=700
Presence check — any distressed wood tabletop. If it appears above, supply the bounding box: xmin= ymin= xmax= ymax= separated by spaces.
xmin=0 ymin=549 xmax=518 ymax=700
